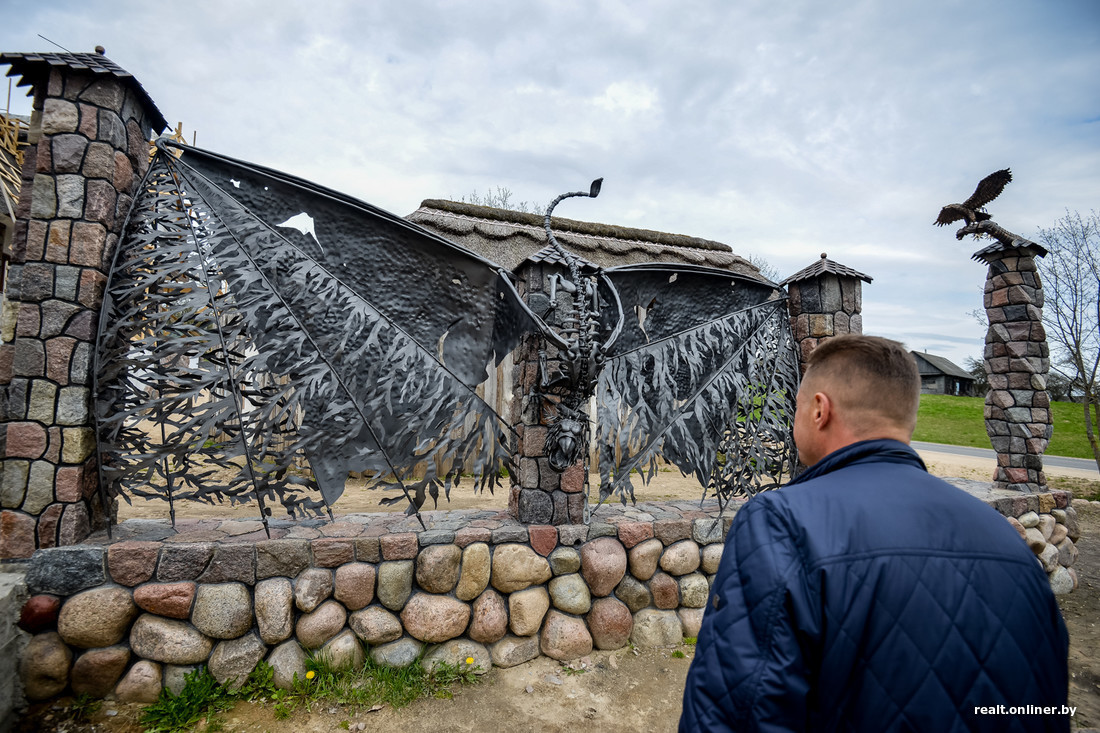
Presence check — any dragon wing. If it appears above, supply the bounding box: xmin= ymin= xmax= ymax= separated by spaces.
xmin=96 ymin=141 xmax=537 ymax=525
xmin=594 ymin=263 xmax=798 ymax=508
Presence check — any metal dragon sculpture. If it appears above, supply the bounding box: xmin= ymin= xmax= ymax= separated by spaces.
xmin=94 ymin=139 xmax=798 ymax=533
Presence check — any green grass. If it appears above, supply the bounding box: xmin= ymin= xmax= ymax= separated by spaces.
xmin=914 ymin=394 xmax=1097 ymax=460
xmin=140 ymin=656 xmax=481 ymax=732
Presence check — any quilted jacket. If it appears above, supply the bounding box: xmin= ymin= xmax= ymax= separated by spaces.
xmin=679 ymin=439 xmax=1069 ymax=732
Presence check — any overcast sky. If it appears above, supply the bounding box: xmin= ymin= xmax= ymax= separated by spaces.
xmin=3 ymin=0 xmax=1098 ymax=368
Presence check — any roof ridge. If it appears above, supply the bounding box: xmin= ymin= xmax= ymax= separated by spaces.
xmin=417 ymin=198 xmax=734 ymax=253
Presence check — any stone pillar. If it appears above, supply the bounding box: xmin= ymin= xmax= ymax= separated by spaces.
xmin=509 ymin=260 xmax=588 ymax=525
xmin=0 ymin=53 xmax=165 ymax=558
xmin=978 ymin=247 xmax=1052 ymax=492
xmin=782 ymin=253 xmax=872 ymax=373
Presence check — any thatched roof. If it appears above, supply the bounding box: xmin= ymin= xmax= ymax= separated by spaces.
xmin=406 ymin=199 xmax=767 ymax=281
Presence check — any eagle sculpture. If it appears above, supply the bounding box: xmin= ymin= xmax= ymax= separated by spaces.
xmin=935 ymin=168 xmax=1012 ymax=232
xmin=934 ymin=167 xmax=1045 ymax=257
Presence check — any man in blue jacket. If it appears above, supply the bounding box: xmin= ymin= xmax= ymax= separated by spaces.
xmin=680 ymin=335 xmax=1070 ymax=732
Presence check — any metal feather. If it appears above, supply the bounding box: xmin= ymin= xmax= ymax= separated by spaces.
xmin=595 ymin=299 xmax=797 ymax=507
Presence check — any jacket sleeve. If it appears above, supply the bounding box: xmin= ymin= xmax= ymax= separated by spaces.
xmin=680 ymin=496 xmax=819 ymax=732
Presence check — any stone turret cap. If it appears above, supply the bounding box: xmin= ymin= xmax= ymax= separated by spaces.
xmin=779 ymin=252 xmax=872 ymax=286
xmin=1 ymin=50 xmax=167 ymax=133
xmin=971 ymin=238 xmax=1048 ymax=264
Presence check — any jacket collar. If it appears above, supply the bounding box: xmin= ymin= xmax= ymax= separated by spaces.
xmin=787 ymin=438 xmax=927 ymax=487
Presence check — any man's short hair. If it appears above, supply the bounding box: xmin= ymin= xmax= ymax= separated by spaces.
xmin=804 ymin=335 xmax=920 ymax=434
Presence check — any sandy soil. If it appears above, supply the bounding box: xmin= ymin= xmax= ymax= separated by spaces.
xmin=113 ymin=448 xmax=1098 ymax=522
xmin=18 ymin=450 xmax=1100 ymax=732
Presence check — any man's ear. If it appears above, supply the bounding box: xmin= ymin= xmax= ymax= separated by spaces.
xmin=812 ymin=391 xmax=832 ymax=430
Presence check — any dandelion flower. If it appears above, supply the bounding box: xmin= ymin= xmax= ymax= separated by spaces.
xmin=305 ymin=670 xmax=315 ymax=680
xmin=465 ymin=657 xmax=475 ymax=665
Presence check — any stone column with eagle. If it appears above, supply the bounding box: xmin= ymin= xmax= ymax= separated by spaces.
xmin=936 ymin=169 xmax=1053 ymax=492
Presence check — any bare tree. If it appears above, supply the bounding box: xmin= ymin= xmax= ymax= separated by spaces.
xmin=1037 ymin=210 xmax=1100 ymax=469
xmin=457 ymin=186 xmax=540 ymax=214
xmin=965 ymin=356 xmax=990 ymax=396
xmin=747 ymin=254 xmax=780 ymax=283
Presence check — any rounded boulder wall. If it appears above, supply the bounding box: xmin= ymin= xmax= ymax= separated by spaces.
xmin=18 ymin=594 xmax=61 ymax=634
xmin=371 ymin=637 xmax=423 ymax=668
xmin=540 ymin=610 xmax=593 ymax=661
xmin=377 ymin=560 xmax=414 ymax=611
xmin=659 ymin=540 xmax=701 ymax=576
xmin=334 ymin=562 xmax=376 ymax=610
xmin=209 ymin=632 xmax=267 ymax=690
xmin=455 ymin=543 xmax=491 ymax=600
xmin=319 ymin=629 xmax=365 ymax=671
xmin=468 ymin=588 xmax=509 ymax=644
xmin=490 ymin=634 xmax=541 ymax=668
xmin=254 ymin=577 xmax=294 ymax=645
xmin=115 ymin=660 xmax=162 ymax=704
xmin=130 ymin=614 xmax=213 ymax=664
xmin=509 ymin=586 xmax=550 ymax=637
xmin=400 ymin=593 xmax=471 ymax=643
xmin=614 ymin=575 xmax=652 ymax=613
xmin=296 ymin=600 xmax=347 ymax=649
xmin=678 ymin=607 xmax=705 ymax=638
xmin=549 ymin=573 xmax=591 ymax=615
xmin=587 ymin=597 xmax=633 ymax=650
xmin=19 ymin=632 xmax=72 ymax=701
xmin=650 ymin=572 xmax=680 ymax=609
xmin=417 ymin=544 xmax=462 ymax=594
xmin=423 ymin=639 xmax=492 ymax=675
xmin=631 ymin=608 xmax=683 ymax=649
xmin=294 ymin=568 xmax=334 ymax=613
xmin=491 ymin=544 xmax=551 ymax=593
xmin=701 ymin=543 xmax=724 ymax=574
xmin=191 ymin=583 xmax=253 ymax=639
xmin=679 ymin=573 xmax=710 ymax=608
xmin=71 ymin=645 xmax=131 ymax=697
xmin=267 ymin=639 xmax=308 ymax=690
xmin=581 ymin=537 xmax=627 ymax=597
xmin=628 ymin=538 xmax=663 ymax=581
xmin=349 ymin=605 xmax=404 ymax=645
xmin=58 ymin=586 xmax=138 ymax=648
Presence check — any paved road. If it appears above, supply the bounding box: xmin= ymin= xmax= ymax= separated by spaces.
xmin=912 ymin=441 xmax=1098 ymax=473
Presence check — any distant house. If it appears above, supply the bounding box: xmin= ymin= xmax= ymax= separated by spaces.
xmin=911 ymin=351 xmax=976 ymax=396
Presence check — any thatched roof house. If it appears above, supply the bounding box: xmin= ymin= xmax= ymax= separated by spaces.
xmin=407 ymin=199 xmax=770 ymax=281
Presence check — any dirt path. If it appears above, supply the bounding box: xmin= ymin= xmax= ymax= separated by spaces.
xmin=19 ymin=451 xmax=1100 ymax=732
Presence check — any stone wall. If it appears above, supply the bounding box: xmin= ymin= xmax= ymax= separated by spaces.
xmin=11 ymin=489 xmax=1078 ymax=705
xmin=984 ymin=489 xmax=1080 ymax=593
xmin=510 ymin=261 xmax=589 ymax=525
xmin=15 ymin=501 xmax=731 ymax=703
xmin=0 ymin=63 xmax=160 ymax=559
xmin=979 ymin=248 xmax=1053 ymax=492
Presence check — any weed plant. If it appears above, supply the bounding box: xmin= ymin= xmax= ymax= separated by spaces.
xmin=140 ymin=654 xmax=480 ymax=732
